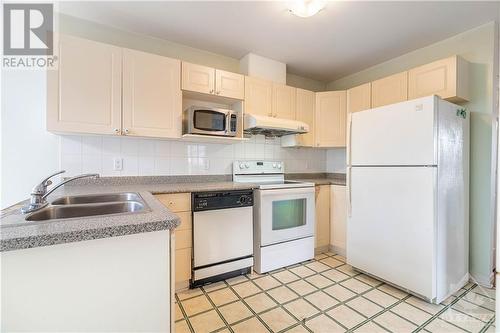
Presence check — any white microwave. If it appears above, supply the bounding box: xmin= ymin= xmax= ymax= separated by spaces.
xmin=183 ymin=106 xmax=238 ymax=137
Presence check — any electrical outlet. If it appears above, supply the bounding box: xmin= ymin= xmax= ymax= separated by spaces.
xmin=113 ymin=157 xmax=123 ymax=171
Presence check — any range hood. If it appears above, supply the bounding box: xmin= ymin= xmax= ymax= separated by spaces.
xmin=244 ymin=113 xmax=309 ymax=137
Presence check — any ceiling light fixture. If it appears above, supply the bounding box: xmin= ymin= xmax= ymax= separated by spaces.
xmin=288 ymin=0 xmax=326 ymax=18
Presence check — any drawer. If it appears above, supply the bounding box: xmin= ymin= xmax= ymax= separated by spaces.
xmin=176 ymin=229 xmax=192 ymax=250
xmin=176 ymin=211 xmax=192 ymax=231
xmin=156 ymin=193 xmax=191 ymax=212
xmin=175 ymin=248 xmax=192 ymax=282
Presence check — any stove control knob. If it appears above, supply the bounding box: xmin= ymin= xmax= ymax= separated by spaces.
xmin=239 ymin=163 xmax=245 ymax=169
xmin=277 ymin=163 xmax=282 ymax=169
xmin=245 ymin=163 xmax=250 ymax=168
xmin=239 ymin=195 xmax=249 ymax=204
xmin=272 ymin=163 xmax=277 ymax=168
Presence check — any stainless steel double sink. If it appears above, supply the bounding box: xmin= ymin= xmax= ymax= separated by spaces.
xmin=25 ymin=192 xmax=149 ymax=222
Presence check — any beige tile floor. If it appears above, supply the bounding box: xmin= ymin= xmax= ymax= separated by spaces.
xmin=175 ymin=252 xmax=496 ymax=333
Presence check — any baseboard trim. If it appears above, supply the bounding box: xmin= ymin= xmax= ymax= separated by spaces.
xmin=470 ymin=271 xmax=495 ymax=288
xmin=315 ymin=245 xmax=329 ymax=254
xmin=329 ymin=244 xmax=346 ymax=257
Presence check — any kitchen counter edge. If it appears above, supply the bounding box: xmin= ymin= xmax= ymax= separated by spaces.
xmin=1 ymin=182 xmax=258 ymax=252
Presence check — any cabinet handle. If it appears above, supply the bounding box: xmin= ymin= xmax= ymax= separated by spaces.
xmin=113 ymin=128 xmax=120 ymax=134
xmin=124 ymin=128 xmax=130 ymax=134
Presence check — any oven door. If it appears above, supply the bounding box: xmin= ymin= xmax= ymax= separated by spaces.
xmin=192 ymin=109 xmax=228 ymax=135
xmin=257 ymin=187 xmax=315 ymax=247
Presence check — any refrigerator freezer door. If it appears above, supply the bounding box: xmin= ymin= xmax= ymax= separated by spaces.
xmin=347 ymin=166 xmax=436 ymax=300
xmin=350 ymin=96 xmax=437 ymax=166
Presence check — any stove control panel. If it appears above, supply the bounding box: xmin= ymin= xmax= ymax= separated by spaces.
xmin=233 ymin=160 xmax=284 ymax=175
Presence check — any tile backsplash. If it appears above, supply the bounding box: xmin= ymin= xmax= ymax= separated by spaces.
xmin=60 ymin=135 xmax=327 ymax=177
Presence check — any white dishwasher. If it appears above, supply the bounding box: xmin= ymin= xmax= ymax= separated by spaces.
xmin=191 ymin=190 xmax=254 ymax=287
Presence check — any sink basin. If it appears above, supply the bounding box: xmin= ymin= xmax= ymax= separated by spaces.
xmin=25 ymin=201 xmax=146 ymax=221
xmin=51 ymin=192 xmax=141 ymax=205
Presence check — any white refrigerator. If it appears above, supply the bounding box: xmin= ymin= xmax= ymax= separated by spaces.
xmin=347 ymin=95 xmax=469 ymax=304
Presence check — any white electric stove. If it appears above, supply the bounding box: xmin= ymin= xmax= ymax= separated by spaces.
xmin=233 ymin=160 xmax=315 ymax=273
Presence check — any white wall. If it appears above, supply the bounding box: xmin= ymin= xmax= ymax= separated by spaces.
xmin=60 ymin=135 xmax=327 ymax=177
xmin=1 ymin=70 xmax=60 ymax=209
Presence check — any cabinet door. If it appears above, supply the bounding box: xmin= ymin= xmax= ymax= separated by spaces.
xmin=47 ymin=35 xmax=122 ymax=135
xmin=347 ymin=83 xmax=371 ymax=113
xmin=181 ymin=62 xmax=215 ymax=95
xmin=215 ymin=69 xmax=244 ymax=100
xmin=315 ymin=91 xmax=347 ymax=147
xmin=330 ymin=185 xmax=347 ymax=255
xmin=408 ymin=55 xmax=469 ymax=103
xmin=371 ymin=71 xmax=408 ymax=108
xmin=122 ymin=49 xmax=181 ymax=138
xmin=295 ymin=88 xmax=315 ymax=146
xmin=244 ymin=76 xmax=273 ymax=117
xmin=272 ymin=83 xmax=296 ymax=119
xmin=315 ymin=185 xmax=330 ymax=249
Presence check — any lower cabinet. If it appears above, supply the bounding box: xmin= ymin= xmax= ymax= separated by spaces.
xmin=2 ymin=231 xmax=171 ymax=332
xmin=330 ymin=185 xmax=347 ymax=256
xmin=156 ymin=193 xmax=192 ymax=290
xmin=315 ymin=185 xmax=331 ymax=250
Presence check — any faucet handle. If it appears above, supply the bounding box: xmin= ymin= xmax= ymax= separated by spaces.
xmin=33 ymin=170 xmax=66 ymax=194
xmin=41 ymin=170 xmax=66 ymax=185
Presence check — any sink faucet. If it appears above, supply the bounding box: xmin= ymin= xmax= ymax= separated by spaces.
xmin=21 ymin=170 xmax=99 ymax=214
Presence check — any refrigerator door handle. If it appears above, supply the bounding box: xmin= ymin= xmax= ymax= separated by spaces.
xmin=347 ymin=166 xmax=352 ymax=217
xmin=347 ymin=114 xmax=352 ymax=166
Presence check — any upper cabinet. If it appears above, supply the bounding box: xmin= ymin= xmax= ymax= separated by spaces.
xmin=182 ymin=62 xmax=244 ymax=100
xmin=47 ymin=35 xmax=182 ymax=139
xmin=295 ymin=88 xmax=315 ymax=146
xmin=272 ymin=83 xmax=296 ymax=119
xmin=371 ymin=71 xmax=408 ymax=108
xmin=181 ymin=62 xmax=214 ymax=95
xmin=347 ymin=83 xmax=371 ymax=114
xmin=215 ymin=69 xmax=245 ymax=100
xmin=244 ymin=76 xmax=273 ymax=117
xmin=408 ymin=55 xmax=469 ymax=103
xmin=315 ymin=91 xmax=347 ymax=148
xmin=122 ymin=49 xmax=182 ymax=138
xmin=47 ymin=35 xmax=122 ymax=135
xmin=282 ymin=88 xmax=315 ymax=147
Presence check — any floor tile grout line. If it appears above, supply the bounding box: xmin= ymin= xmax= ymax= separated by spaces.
xmin=343 ymin=294 xmax=413 ymax=333
xmin=479 ymin=316 xmax=496 ymax=333
xmin=201 ymin=280 xmax=237 ymax=333
xmin=413 ymin=282 xmax=479 ymax=333
xmin=446 ymin=284 xmax=495 ymax=324
xmin=470 ymin=289 xmax=496 ymax=302
xmin=175 ymin=293 xmax=196 ymax=333
xmin=282 ymin=258 xmax=410 ymax=332
xmin=225 ymin=276 xmax=287 ymax=333
xmin=271 ymin=255 xmax=419 ymax=332
xmin=175 ymin=252 xmax=493 ymax=333
xmin=457 ymin=294 xmax=497 ymax=314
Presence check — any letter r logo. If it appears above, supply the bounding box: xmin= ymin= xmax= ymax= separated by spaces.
xmin=3 ymin=3 xmax=53 ymax=55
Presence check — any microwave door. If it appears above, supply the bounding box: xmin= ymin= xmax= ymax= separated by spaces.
xmin=193 ymin=110 xmax=226 ymax=135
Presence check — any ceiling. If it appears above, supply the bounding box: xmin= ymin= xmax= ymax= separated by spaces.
xmin=58 ymin=1 xmax=500 ymax=82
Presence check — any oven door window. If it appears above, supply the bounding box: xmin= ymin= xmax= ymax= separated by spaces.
xmin=272 ymin=199 xmax=306 ymax=230
xmin=194 ymin=110 xmax=226 ymax=131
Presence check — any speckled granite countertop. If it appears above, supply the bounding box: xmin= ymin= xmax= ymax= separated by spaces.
xmin=1 ymin=178 xmax=257 ymax=252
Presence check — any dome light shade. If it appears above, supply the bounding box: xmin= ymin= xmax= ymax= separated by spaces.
xmin=288 ymin=0 xmax=326 ymax=18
